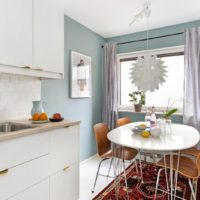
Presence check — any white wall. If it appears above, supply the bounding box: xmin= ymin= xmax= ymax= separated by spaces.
xmin=0 ymin=74 xmax=41 ymax=120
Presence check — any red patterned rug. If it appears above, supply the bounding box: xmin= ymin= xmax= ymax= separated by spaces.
xmin=93 ymin=161 xmax=200 ymax=200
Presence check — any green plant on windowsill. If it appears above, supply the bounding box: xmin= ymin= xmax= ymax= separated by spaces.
xmin=129 ymin=91 xmax=145 ymax=112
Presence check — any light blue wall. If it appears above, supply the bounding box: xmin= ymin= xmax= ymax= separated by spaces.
xmin=41 ymin=18 xmax=200 ymax=161
xmin=41 ymin=16 xmax=105 ymax=161
xmin=107 ymin=20 xmax=200 ymax=123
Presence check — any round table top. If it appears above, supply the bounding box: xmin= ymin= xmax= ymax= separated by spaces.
xmin=107 ymin=122 xmax=200 ymax=151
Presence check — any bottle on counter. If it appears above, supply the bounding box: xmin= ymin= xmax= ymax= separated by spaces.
xmin=150 ymin=106 xmax=157 ymax=127
xmin=144 ymin=107 xmax=151 ymax=127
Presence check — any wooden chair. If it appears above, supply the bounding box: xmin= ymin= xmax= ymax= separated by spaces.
xmin=92 ymin=123 xmax=138 ymax=193
xmin=116 ymin=117 xmax=131 ymax=127
xmin=180 ymin=146 xmax=200 ymax=157
xmin=154 ymin=153 xmax=200 ymax=199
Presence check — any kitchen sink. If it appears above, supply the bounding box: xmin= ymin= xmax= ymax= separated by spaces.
xmin=0 ymin=122 xmax=36 ymax=133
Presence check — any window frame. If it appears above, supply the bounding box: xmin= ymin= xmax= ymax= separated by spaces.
xmin=117 ymin=45 xmax=184 ymax=113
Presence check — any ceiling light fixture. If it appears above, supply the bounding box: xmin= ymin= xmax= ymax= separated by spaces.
xmin=129 ymin=0 xmax=167 ymax=92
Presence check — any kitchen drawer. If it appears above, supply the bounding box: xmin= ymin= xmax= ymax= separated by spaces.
xmin=50 ymin=163 xmax=79 ymax=200
xmin=0 ymin=131 xmax=50 ymax=172
xmin=0 ymin=154 xmax=50 ymax=200
xmin=8 ymin=178 xmax=49 ymax=200
xmin=50 ymin=125 xmax=79 ymax=173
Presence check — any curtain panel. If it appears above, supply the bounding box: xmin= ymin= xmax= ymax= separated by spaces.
xmin=183 ymin=27 xmax=200 ymax=147
xmin=102 ymin=43 xmax=118 ymax=130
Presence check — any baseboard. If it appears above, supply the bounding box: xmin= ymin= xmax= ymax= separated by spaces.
xmin=80 ymin=154 xmax=98 ymax=166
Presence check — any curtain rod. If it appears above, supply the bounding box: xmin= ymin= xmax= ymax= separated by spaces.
xmin=101 ymin=32 xmax=184 ymax=48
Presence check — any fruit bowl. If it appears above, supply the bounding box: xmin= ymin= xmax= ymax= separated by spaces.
xmin=32 ymin=120 xmax=49 ymax=124
xmin=49 ymin=117 xmax=64 ymax=122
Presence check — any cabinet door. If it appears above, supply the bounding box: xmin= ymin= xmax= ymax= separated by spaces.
xmin=0 ymin=0 xmax=32 ymax=67
xmin=8 ymin=179 xmax=49 ymax=200
xmin=33 ymin=0 xmax=64 ymax=74
xmin=50 ymin=125 xmax=79 ymax=173
xmin=50 ymin=163 xmax=79 ymax=200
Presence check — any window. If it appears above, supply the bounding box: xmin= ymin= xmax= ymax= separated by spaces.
xmin=119 ymin=46 xmax=184 ymax=112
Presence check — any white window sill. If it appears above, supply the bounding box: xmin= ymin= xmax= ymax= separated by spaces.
xmin=118 ymin=107 xmax=183 ymax=116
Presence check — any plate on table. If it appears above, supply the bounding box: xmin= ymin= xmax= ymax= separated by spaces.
xmin=49 ymin=118 xmax=64 ymax=122
xmin=131 ymin=124 xmax=150 ymax=134
xmin=32 ymin=120 xmax=49 ymax=124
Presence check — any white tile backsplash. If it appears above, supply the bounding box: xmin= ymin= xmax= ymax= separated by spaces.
xmin=0 ymin=74 xmax=41 ymax=120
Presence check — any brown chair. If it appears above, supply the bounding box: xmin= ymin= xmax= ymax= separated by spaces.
xmin=116 ymin=117 xmax=131 ymax=127
xmin=92 ymin=123 xmax=138 ymax=193
xmin=180 ymin=146 xmax=200 ymax=158
xmin=154 ymin=153 xmax=200 ymax=199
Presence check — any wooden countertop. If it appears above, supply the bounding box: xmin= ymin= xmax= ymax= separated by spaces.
xmin=0 ymin=119 xmax=81 ymax=142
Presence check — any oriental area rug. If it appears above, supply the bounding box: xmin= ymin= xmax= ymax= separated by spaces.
xmin=93 ymin=161 xmax=200 ymax=200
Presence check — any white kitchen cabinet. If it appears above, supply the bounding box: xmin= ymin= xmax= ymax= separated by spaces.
xmin=50 ymin=126 xmax=79 ymax=173
xmin=0 ymin=0 xmax=32 ymax=67
xmin=33 ymin=0 xmax=64 ymax=74
xmin=0 ymin=0 xmax=64 ymax=79
xmin=0 ymin=123 xmax=80 ymax=200
xmin=50 ymin=163 xmax=79 ymax=200
xmin=0 ymin=131 xmax=50 ymax=170
xmin=0 ymin=154 xmax=50 ymax=200
xmin=8 ymin=179 xmax=49 ymax=200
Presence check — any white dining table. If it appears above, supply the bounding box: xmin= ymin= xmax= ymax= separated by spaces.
xmin=107 ymin=122 xmax=200 ymax=200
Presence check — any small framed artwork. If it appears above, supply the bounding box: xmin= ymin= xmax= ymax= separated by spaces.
xmin=70 ymin=51 xmax=92 ymax=98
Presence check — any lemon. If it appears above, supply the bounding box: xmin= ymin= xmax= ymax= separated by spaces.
xmin=142 ymin=130 xmax=150 ymax=138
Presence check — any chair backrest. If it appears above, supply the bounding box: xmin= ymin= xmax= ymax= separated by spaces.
xmin=116 ymin=117 xmax=131 ymax=127
xmin=196 ymin=152 xmax=200 ymax=176
xmin=93 ymin=123 xmax=111 ymax=157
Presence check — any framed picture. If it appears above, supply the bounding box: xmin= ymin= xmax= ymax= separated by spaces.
xmin=70 ymin=51 xmax=92 ymax=98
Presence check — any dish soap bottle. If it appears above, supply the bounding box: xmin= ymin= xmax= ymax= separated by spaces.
xmin=150 ymin=106 xmax=157 ymax=127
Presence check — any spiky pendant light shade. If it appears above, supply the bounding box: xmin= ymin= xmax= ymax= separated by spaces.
xmin=129 ymin=55 xmax=168 ymax=92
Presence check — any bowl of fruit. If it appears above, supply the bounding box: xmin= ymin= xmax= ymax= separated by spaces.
xmin=49 ymin=113 xmax=64 ymax=122
xmin=32 ymin=112 xmax=49 ymax=123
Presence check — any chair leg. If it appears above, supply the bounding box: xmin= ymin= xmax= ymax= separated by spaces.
xmin=123 ymin=160 xmax=129 ymax=200
xmin=154 ymin=168 xmax=163 ymax=200
xmin=188 ymin=179 xmax=196 ymax=200
xmin=135 ymin=159 xmax=139 ymax=180
xmin=138 ymin=150 xmax=143 ymax=182
xmin=91 ymin=158 xmax=107 ymax=193
xmin=107 ymin=158 xmax=113 ymax=177
xmin=163 ymin=154 xmax=169 ymax=193
xmin=193 ymin=179 xmax=198 ymax=198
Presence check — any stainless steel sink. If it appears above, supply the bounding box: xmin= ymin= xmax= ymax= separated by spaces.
xmin=0 ymin=122 xmax=36 ymax=133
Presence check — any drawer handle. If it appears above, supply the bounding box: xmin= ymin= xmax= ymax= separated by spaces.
xmin=22 ymin=66 xmax=31 ymax=69
xmin=63 ymin=166 xmax=70 ymax=171
xmin=0 ymin=169 xmax=8 ymax=175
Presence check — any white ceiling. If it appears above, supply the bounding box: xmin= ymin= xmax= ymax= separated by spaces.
xmin=62 ymin=0 xmax=200 ymax=38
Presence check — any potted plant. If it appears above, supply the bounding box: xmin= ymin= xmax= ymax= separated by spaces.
xmin=162 ymin=98 xmax=178 ymax=120
xmin=129 ymin=91 xmax=145 ymax=112
xmin=162 ymin=108 xmax=178 ymax=119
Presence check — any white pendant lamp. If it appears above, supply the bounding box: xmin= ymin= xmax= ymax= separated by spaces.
xmin=129 ymin=0 xmax=168 ymax=92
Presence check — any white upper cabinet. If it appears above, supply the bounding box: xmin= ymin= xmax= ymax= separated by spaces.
xmin=0 ymin=0 xmax=64 ymax=79
xmin=33 ymin=0 xmax=64 ymax=74
xmin=0 ymin=0 xmax=32 ymax=67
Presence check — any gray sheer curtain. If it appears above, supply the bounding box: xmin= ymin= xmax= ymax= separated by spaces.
xmin=183 ymin=27 xmax=200 ymax=147
xmin=102 ymin=43 xmax=118 ymax=130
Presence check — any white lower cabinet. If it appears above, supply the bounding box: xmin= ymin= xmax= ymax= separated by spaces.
xmin=0 ymin=154 xmax=50 ymax=200
xmin=50 ymin=126 xmax=79 ymax=173
xmin=0 ymin=124 xmax=80 ymax=200
xmin=8 ymin=179 xmax=50 ymax=200
xmin=50 ymin=163 xmax=79 ymax=200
